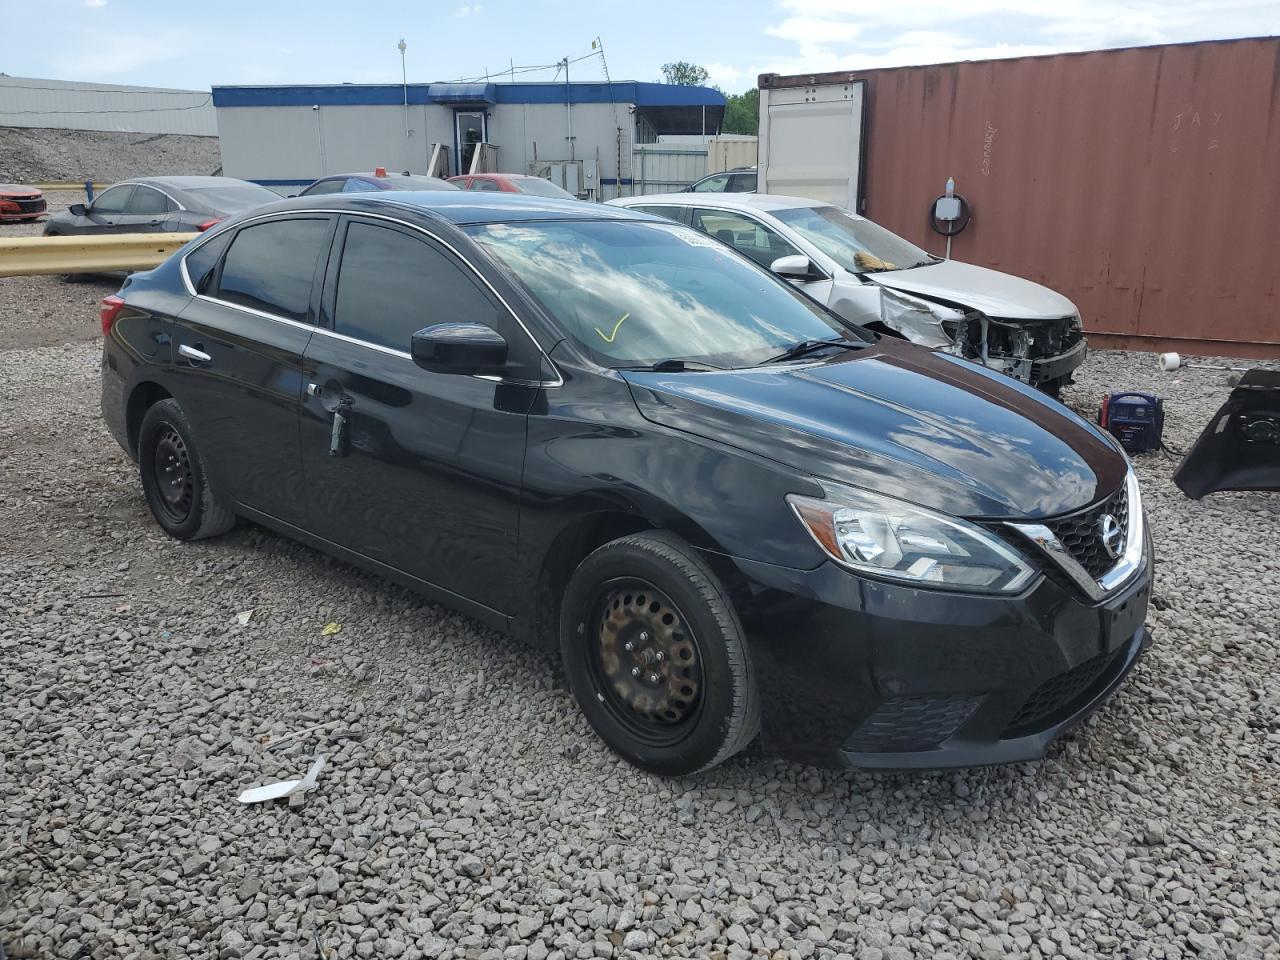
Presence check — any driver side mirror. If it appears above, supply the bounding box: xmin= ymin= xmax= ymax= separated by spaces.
xmin=411 ymin=323 xmax=508 ymax=375
xmin=69 ymin=203 xmax=88 ymax=216
xmin=771 ymin=255 xmax=824 ymax=282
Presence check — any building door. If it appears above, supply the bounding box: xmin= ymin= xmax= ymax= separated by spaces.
xmin=455 ymin=111 xmax=486 ymax=175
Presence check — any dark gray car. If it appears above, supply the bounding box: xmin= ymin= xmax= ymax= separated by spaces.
xmin=43 ymin=176 xmax=280 ymax=238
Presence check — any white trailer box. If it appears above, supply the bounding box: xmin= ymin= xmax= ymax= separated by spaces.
xmin=757 ymin=74 xmax=866 ymax=211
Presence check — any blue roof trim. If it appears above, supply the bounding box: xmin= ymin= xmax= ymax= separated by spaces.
xmin=212 ymin=81 xmax=724 ymax=109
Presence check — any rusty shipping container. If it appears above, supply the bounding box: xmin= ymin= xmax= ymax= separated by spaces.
xmin=762 ymin=37 xmax=1280 ymax=357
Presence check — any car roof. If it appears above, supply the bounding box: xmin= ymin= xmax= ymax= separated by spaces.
xmin=255 ymin=191 xmax=655 ymax=226
xmin=608 ymin=192 xmax=831 ymax=213
xmin=317 ymin=172 xmax=459 ymax=190
xmin=126 ymin=176 xmax=260 ymax=190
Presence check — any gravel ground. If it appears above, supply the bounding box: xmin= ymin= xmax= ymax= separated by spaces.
xmin=0 ymin=127 xmax=221 ymax=183
xmin=0 ymin=268 xmax=1277 ymax=960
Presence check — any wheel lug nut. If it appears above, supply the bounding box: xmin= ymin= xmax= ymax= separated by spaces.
xmin=639 ymin=631 xmax=649 ymax=642
xmin=631 ymin=667 xmax=641 ymax=677
xmin=623 ymin=641 xmax=633 ymax=651
xmin=648 ymin=673 xmax=660 ymax=684
xmin=655 ymin=651 xmax=665 ymax=661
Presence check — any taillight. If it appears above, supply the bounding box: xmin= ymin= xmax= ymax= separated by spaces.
xmin=196 ymin=218 xmax=222 ymax=232
xmin=100 ymin=295 xmax=126 ymax=337
xmin=0 ymin=199 xmax=18 ymax=213
xmin=374 ymin=166 xmax=388 ymax=177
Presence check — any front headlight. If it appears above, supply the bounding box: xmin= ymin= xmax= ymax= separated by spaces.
xmin=787 ymin=482 xmax=1037 ymax=593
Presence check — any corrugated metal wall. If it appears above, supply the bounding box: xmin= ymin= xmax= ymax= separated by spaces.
xmin=0 ymin=76 xmax=216 ymax=135
xmin=850 ymin=37 xmax=1280 ymax=354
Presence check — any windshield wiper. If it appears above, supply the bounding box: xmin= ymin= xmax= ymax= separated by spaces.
xmin=759 ymin=338 xmax=854 ymax=365
xmin=619 ymin=358 xmax=721 ymax=373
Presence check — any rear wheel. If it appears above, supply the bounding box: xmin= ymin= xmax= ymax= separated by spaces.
xmin=137 ymin=398 xmax=235 ymax=540
xmin=560 ymin=531 xmax=758 ymax=775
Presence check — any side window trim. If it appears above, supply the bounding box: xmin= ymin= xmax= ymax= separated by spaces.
xmin=184 ymin=208 xmax=561 ymax=387
xmin=179 ymin=215 xmax=337 ymax=327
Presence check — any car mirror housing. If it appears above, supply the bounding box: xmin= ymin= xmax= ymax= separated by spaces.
xmin=411 ymin=323 xmax=508 ymax=375
xmin=69 ymin=203 xmax=88 ymax=216
xmin=771 ymin=254 xmax=823 ymax=282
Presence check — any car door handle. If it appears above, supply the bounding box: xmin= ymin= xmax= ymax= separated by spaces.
xmin=178 ymin=343 xmax=212 ymax=364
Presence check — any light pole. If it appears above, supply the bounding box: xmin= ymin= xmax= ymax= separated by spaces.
xmin=397 ymin=38 xmax=409 ymax=140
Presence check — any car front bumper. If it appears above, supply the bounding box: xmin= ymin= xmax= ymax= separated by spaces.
xmin=718 ymin=537 xmax=1152 ymax=769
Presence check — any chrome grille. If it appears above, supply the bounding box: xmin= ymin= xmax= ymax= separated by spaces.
xmin=1042 ymin=484 xmax=1128 ymax=579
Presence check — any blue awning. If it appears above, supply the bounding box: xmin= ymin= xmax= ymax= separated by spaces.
xmin=426 ymin=83 xmax=497 ymax=105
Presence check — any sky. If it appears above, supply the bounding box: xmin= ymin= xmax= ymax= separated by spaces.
xmin=2 ymin=0 xmax=1278 ymax=92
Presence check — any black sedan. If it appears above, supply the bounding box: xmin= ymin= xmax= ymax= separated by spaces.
xmin=44 ymin=176 xmax=279 ymax=238
xmin=99 ymin=192 xmax=1153 ymax=775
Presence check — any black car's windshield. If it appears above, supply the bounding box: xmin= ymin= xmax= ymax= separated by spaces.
xmin=467 ymin=220 xmax=865 ymax=369
xmin=773 ymin=205 xmax=935 ymax=274
xmin=184 ymin=184 xmax=281 ymax=213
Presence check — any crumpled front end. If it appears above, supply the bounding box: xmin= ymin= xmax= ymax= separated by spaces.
xmin=879 ymin=288 xmax=1087 ymax=389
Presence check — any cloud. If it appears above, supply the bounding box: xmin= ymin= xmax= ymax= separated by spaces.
xmin=729 ymin=0 xmax=1278 ymax=84
xmin=84 ymin=0 xmax=106 ymax=7
xmin=705 ymin=61 xmax=747 ymax=89
xmin=453 ymin=4 xmax=482 ymax=16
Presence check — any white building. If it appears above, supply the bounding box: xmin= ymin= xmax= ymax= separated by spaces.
xmin=211 ymin=81 xmax=726 ymax=201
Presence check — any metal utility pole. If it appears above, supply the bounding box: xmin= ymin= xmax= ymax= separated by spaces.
xmin=397 ymin=39 xmax=409 ymax=139
xmin=563 ymin=55 xmax=574 ymax=160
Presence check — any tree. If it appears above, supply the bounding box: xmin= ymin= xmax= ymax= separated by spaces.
xmin=661 ymin=61 xmax=710 ymax=86
xmin=722 ymin=88 xmax=759 ymax=136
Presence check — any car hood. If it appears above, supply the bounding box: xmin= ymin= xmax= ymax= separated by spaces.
xmin=0 ymin=184 xmax=40 ymax=197
xmin=623 ymin=339 xmax=1125 ymax=520
xmin=867 ymin=259 xmax=1077 ymax=320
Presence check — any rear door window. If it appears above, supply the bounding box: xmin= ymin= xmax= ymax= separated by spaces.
xmin=129 ymin=186 xmax=173 ymax=215
xmin=214 ymin=218 xmax=332 ymax=322
xmin=631 ymin=205 xmax=684 ymax=222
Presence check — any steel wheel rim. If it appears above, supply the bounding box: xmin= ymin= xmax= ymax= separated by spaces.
xmin=587 ymin=578 xmax=704 ymax=748
xmin=152 ymin=426 xmax=194 ymax=524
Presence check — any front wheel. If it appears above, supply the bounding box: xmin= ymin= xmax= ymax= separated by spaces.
xmin=560 ymin=531 xmax=759 ymax=776
xmin=137 ymin=398 xmax=235 ymax=541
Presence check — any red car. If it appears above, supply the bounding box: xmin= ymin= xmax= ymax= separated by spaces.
xmin=0 ymin=184 xmax=47 ymax=223
xmin=448 ymin=173 xmax=577 ymax=199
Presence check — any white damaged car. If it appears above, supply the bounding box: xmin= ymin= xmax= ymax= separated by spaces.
xmin=607 ymin=193 xmax=1086 ymax=394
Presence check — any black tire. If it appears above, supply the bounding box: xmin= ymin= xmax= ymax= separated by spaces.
xmin=560 ymin=531 xmax=759 ymax=776
xmin=137 ymin=398 xmax=235 ymax=541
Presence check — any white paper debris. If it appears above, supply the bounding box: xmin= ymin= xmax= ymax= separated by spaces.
xmin=237 ymin=755 xmax=326 ymax=804
xmin=236 ymin=610 xmax=254 ymax=626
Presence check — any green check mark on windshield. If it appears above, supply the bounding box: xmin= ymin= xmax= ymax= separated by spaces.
xmin=595 ymin=313 xmax=629 ymax=343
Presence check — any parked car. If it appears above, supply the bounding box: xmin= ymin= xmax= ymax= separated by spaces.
xmin=684 ymin=167 xmax=757 ymax=193
xmin=100 ymin=192 xmax=1151 ymax=776
xmin=0 ymin=183 xmax=47 ymax=223
xmin=298 ymin=170 xmax=458 ymax=196
xmin=449 ymin=173 xmax=576 ymax=199
xmin=43 ymin=177 xmax=279 ymax=238
xmin=609 ymin=193 xmax=1085 ymax=393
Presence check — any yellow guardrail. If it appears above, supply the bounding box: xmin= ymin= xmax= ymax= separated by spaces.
xmin=30 ymin=181 xmax=110 ymax=193
xmin=0 ymin=233 xmax=198 ymax=277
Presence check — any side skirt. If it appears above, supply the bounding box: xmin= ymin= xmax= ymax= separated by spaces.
xmin=235 ymin=503 xmax=514 ymax=637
